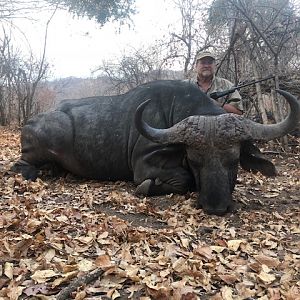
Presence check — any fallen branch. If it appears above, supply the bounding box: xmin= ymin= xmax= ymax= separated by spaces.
xmin=262 ymin=150 xmax=285 ymax=155
xmin=56 ymin=268 xmax=105 ymax=300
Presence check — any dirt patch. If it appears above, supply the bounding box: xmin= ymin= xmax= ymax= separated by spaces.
xmin=95 ymin=202 xmax=168 ymax=229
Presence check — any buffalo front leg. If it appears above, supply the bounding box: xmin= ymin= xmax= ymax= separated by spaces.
xmin=11 ymin=159 xmax=39 ymax=180
xmin=134 ymin=168 xmax=194 ymax=196
xmin=132 ymin=144 xmax=194 ymax=196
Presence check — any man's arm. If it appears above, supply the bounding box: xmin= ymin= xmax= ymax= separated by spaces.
xmin=210 ymin=77 xmax=244 ymax=115
xmin=223 ymin=103 xmax=243 ymax=115
xmin=226 ymin=90 xmax=243 ymax=114
xmin=211 ymin=99 xmax=243 ymax=115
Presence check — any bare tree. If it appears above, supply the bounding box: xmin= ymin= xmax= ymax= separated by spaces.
xmin=206 ymin=0 xmax=300 ymax=148
xmin=0 ymin=30 xmax=20 ymax=125
xmin=208 ymin=1 xmax=300 ymax=102
xmin=45 ymin=0 xmax=135 ymax=26
xmin=0 ymin=5 xmax=56 ymax=125
xmin=0 ymin=1 xmax=53 ymax=21
xmin=163 ymin=0 xmax=214 ymax=78
xmin=94 ymin=44 xmax=181 ymax=94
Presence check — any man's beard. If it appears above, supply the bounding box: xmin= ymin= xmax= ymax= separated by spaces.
xmin=201 ymin=70 xmax=213 ymax=78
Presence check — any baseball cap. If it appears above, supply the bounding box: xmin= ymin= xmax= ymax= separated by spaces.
xmin=196 ymin=51 xmax=216 ymax=61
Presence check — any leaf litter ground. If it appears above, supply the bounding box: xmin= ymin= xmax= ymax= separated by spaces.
xmin=0 ymin=128 xmax=299 ymax=300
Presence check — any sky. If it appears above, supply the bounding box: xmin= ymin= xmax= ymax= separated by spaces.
xmin=12 ymin=0 xmax=180 ymax=79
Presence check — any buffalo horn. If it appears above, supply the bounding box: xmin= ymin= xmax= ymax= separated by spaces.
xmin=135 ymin=89 xmax=300 ymax=145
xmin=243 ymin=89 xmax=300 ymax=141
xmin=134 ymin=99 xmax=189 ymax=144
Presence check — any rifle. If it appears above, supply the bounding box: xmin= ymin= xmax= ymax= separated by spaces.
xmin=209 ymin=75 xmax=275 ymax=104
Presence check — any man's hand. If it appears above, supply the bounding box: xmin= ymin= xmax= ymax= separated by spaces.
xmin=223 ymin=103 xmax=243 ymax=115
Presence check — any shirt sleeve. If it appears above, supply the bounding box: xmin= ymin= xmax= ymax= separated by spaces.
xmin=212 ymin=77 xmax=243 ymax=111
xmin=227 ymin=89 xmax=243 ymax=111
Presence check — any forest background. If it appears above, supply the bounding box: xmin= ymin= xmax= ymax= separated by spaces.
xmin=0 ymin=0 xmax=300 ymax=142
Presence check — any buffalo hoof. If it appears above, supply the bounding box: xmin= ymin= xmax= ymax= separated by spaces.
xmin=11 ymin=162 xmax=38 ymax=181
xmin=135 ymin=179 xmax=154 ymax=195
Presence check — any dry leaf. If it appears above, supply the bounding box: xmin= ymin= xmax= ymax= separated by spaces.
xmin=280 ymin=270 xmax=295 ymax=283
xmin=257 ymin=270 xmax=276 ymax=284
xmin=77 ymin=235 xmax=94 ymax=244
xmin=146 ymin=286 xmax=171 ymax=299
xmin=254 ymin=255 xmax=280 ymax=268
xmin=221 ymin=286 xmax=234 ymax=300
xmin=7 ymin=283 xmax=24 ymax=300
xmin=56 ymin=215 xmax=69 ymax=223
xmin=218 ymin=274 xmax=239 ymax=285
xmin=211 ymin=246 xmax=226 ymax=253
xmin=235 ymin=282 xmax=256 ymax=298
xmin=95 ymin=254 xmax=113 ymax=268
xmin=180 ymin=237 xmax=190 ymax=248
xmin=264 ymin=240 xmax=278 ymax=249
xmin=31 ymin=270 xmax=58 ymax=283
xmin=284 ymin=286 xmax=300 ymax=300
xmin=181 ymin=291 xmax=199 ymax=300
xmin=160 ymin=269 xmax=170 ymax=278
xmin=194 ymin=246 xmax=213 ymax=260
xmin=268 ymin=287 xmax=281 ymax=300
xmin=167 ymin=217 xmax=178 ymax=227
xmin=4 ymin=262 xmax=13 ymax=279
xmin=111 ymin=289 xmax=121 ymax=300
xmin=229 ymin=227 xmax=236 ymax=238
xmin=227 ymin=240 xmax=244 ymax=251
xmin=290 ymin=225 xmax=300 ymax=234
xmin=23 ymin=284 xmax=48 ymax=296
xmin=41 ymin=248 xmax=56 ymax=263
xmin=75 ymin=290 xmax=87 ymax=300
xmin=52 ymin=271 xmax=78 ymax=287
xmin=264 ymin=192 xmax=280 ymax=198
xmin=172 ymin=257 xmax=187 ymax=273
xmin=77 ymin=259 xmax=95 ymax=272
xmin=249 ymin=262 xmax=261 ymax=273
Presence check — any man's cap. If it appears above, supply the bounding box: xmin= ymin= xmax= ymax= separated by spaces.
xmin=196 ymin=51 xmax=216 ymax=61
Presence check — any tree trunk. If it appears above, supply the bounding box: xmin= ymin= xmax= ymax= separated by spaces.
xmin=253 ymin=63 xmax=268 ymax=124
xmin=274 ymin=59 xmax=289 ymax=150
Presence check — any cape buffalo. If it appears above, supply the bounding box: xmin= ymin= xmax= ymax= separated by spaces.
xmin=12 ymin=80 xmax=300 ymax=215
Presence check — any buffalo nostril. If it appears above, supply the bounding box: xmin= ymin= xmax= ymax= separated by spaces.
xmin=213 ymin=210 xmax=228 ymax=216
xmin=198 ymin=198 xmax=233 ymax=215
xmin=218 ymin=209 xmax=228 ymax=216
xmin=204 ymin=206 xmax=230 ymax=216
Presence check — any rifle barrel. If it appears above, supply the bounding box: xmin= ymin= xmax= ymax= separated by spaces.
xmin=209 ymin=75 xmax=275 ymax=101
xmin=236 ymin=75 xmax=275 ymax=89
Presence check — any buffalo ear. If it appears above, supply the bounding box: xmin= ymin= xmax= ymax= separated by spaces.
xmin=240 ymin=141 xmax=277 ymax=177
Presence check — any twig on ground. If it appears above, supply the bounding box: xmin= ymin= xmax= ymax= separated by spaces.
xmin=262 ymin=150 xmax=284 ymax=155
xmin=56 ymin=268 xmax=105 ymax=300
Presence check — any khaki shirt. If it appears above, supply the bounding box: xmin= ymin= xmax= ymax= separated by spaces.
xmin=189 ymin=76 xmax=243 ymax=111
